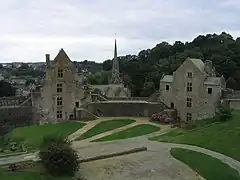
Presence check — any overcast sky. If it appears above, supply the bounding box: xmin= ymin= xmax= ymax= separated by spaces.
xmin=0 ymin=0 xmax=239 ymax=63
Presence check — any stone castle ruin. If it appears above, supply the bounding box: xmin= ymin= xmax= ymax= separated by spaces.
xmin=0 ymin=95 xmax=34 ymax=136
xmin=0 ymin=40 xmax=238 ymax=135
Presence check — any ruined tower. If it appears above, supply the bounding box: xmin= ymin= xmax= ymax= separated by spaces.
xmin=109 ymin=39 xmax=122 ymax=84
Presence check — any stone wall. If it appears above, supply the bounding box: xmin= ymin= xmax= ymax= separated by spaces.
xmin=83 ymin=101 xmax=166 ymax=117
xmin=229 ymin=100 xmax=240 ymax=109
xmin=76 ymin=108 xmax=98 ymax=121
xmin=0 ymin=106 xmax=35 ymax=136
xmin=0 ymin=96 xmax=28 ymax=107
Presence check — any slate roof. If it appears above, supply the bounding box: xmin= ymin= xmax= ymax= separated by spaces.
xmin=91 ymin=84 xmax=125 ymax=96
xmin=188 ymin=58 xmax=205 ymax=73
xmin=161 ymin=75 xmax=173 ymax=83
xmin=204 ymin=77 xmax=221 ymax=86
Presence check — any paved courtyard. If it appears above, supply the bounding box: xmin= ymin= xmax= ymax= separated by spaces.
xmin=76 ymin=137 xmax=203 ymax=180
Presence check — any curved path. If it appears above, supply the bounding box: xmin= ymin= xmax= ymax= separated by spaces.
xmin=71 ymin=118 xmax=240 ymax=179
xmin=73 ymin=137 xmax=240 ymax=177
xmin=1 ymin=118 xmax=240 ymax=179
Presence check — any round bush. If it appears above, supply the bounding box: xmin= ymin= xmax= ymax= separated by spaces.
xmin=39 ymin=134 xmax=79 ymax=176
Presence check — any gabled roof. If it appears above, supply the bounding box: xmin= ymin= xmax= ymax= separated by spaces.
xmin=53 ymin=48 xmax=71 ymax=62
xmin=188 ymin=58 xmax=205 ymax=73
xmin=161 ymin=75 xmax=173 ymax=83
xmin=115 ymin=87 xmax=122 ymax=96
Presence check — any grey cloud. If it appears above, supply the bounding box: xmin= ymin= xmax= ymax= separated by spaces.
xmin=0 ymin=0 xmax=239 ymax=62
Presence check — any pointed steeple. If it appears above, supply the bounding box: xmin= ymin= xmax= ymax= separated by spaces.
xmin=114 ymin=39 xmax=117 ymax=60
xmin=110 ymin=38 xmax=121 ymax=84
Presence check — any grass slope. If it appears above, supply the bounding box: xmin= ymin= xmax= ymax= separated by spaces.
xmin=150 ymin=110 xmax=240 ymax=161
xmin=77 ymin=119 xmax=136 ymax=140
xmin=0 ymin=168 xmax=73 ymax=180
xmin=6 ymin=122 xmax=85 ymax=150
xmin=171 ymin=148 xmax=240 ymax=180
xmin=94 ymin=124 xmax=160 ymax=142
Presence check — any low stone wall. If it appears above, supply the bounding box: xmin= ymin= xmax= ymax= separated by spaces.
xmin=76 ymin=108 xmax=98 ymax=121
xmin=0 ymin=96 xmax=27 ymax=107
xmin=79 ymin=147 xmax=147 ymax=163
xmin=228 ymin=99 xmax=240 ymax=109
xmin=0 ymin=106 xmax=35 ymax=136
xmin=83 ymin=101 xmax=166 ymax=117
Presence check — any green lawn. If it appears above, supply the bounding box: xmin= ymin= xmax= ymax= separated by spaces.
xmin=77 ymin=119 xmax=136 ymax=140
xmin=150 ymin=110 xmax=240 ymax=161
xmin=5 ymin=122 xmax=85 ymax=150
xmin=0 ymin=171 xmax=73 ymax=180
xmin=0 ymin=164 xmax=73 ymax=180
xmin=171 ymin=148 xmax=240 ymax=180
xmin=93 ymin=124 xmax=160 ymax=142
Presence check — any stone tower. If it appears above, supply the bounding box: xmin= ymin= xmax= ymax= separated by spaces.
xmin=109 ymin=39 xmax=122 ymax=84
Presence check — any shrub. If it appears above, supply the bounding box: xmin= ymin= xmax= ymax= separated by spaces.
xmin=151 ymin=113 xmax=172 ymax=124
xmin=39 ymin=134 xmax=79 ymax=176
xmin=217 ymin=104 xmax=233 ymax=122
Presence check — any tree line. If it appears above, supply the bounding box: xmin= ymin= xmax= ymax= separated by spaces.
xmin=88 ymin=32 xmax=240 ymax=97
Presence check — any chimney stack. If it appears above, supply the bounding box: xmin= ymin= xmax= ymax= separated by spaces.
xmin=204 ymin=60 xmax=212 ymax=75
xmin=46 ymin=54 xmax=50 ymax=67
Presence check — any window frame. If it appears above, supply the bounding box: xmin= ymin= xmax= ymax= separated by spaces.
xmin=57 ymin=110 xmax=62 ymax=119
xmin=58 ymin=68 xmax=64 ymax=78
xmin=187 ymin=82 xmax=192 ymax=92
xmin=187 ymin=72 xmax=193 ymax=78
xmin=208 ymin=87 xmax=212 ymax=95
xmin=186 ymin=97 xmax=192 ymax=107
xmin=166 ymin=84 xmax=170 ymax=91
xmin=57 ymin=84 xmax=63 ymax=93
xmin=186 ymin=112 xmax=192 ymax=121
xmin=57 ymin=97 xmax=63 ymax=106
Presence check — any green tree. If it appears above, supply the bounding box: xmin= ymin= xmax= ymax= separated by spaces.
xmin=102 ymin=59 xmax=112 ymax=71
xmin=97 ymin=32 xmax=240 ymax=96
xmin=39 ymin=134 xmax=79 ymax=176
xmin=87 ymin=71 xmax=111 ymax=85
xmin=0 ymin=80 xmax=16 ymax=97
xmin=19 ymin=63 xmax=29 ymax=69
xmin=140 ymin=80 xmax=155 ymax=97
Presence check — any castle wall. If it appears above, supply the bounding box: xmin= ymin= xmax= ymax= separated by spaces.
xmin=82 ymin=101 xmax=166 ymax=118
xmin=228 ymin=100 xmax=240 ymax=109
xmin=0 ymin=106 xmax=35 ymax=136
xmin=0 ymin=96 xmax=28 ymax=106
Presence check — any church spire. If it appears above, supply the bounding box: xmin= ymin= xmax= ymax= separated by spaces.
xmin=110 ymin=37 xmax=121 ymax=84
xmin=114 ymin=38 xmax=117 ymax=60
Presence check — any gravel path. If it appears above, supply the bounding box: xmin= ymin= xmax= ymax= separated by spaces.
xmin=75 ymin=137 xmax=204 ymax=180
xmin=1 ymin=117 xmax=239 ymax=180
xmin=69 ymin=117 xmax=166 ymax=143
xmin=73 ymin=137 xmax=240 ymax=180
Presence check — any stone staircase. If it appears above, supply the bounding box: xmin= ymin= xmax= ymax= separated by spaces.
xmin=19 ymin=95 xmax=32 ymax=107
xmin=77 ymin=108 xmax=99 ymax=119
xmin=91 ymin=93 xmax=108 ymax=101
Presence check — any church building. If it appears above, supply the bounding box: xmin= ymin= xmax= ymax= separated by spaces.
xmin=90 ymin=39 xmax=131 ymax=98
